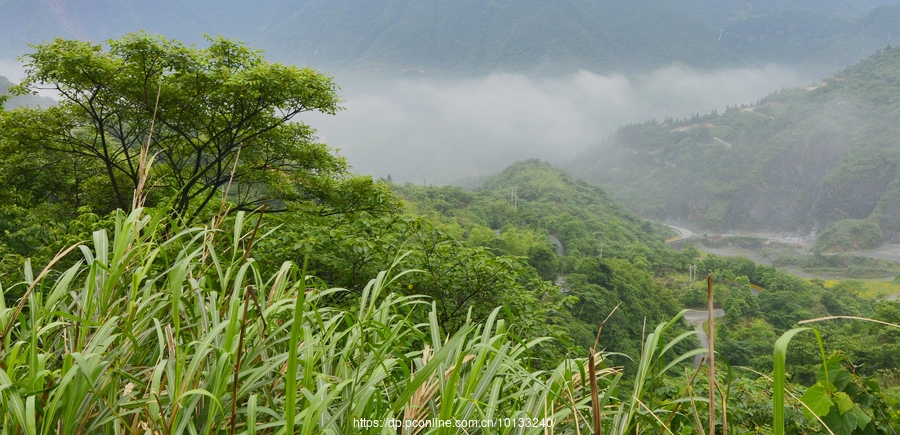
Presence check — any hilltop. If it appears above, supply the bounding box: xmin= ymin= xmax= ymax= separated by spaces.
xmin=720 ymin=5 xmax=900 ymax=75
xmin=394 ymin=159 xmax=686 ymax=357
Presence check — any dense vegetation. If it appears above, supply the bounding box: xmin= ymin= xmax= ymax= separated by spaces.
xmin=570 ymin=44 xmax=900 ymax=250
xmin=1 ymin=33 xmax=900 ymax=433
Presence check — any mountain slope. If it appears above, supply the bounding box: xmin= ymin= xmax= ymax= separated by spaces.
xmin=569 ymin=45 xmax=900 ymax=249
xmin=394 ymin=159 xmax=684 ymax=356
xmin=253 ymin=0 xmax=737 ymax=74
xmin=720 ymin=5 xmax=900 ymax=74
xmin=4 ymin=0 xmax=898 ymax=75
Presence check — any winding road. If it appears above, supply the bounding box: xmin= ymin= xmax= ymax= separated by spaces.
xmin=665 ymin=224 xmax=693 ymax=243
xmin=548 ymin=234 xmax=566 ymax=256
xmin=684 ymin=309 xmax=725 ymax=368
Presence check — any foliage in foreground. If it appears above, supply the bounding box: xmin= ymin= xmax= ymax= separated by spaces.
xmin=0 ymin=208 xmax=703 ymax=434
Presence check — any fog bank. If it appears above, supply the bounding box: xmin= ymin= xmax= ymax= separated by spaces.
xmin=299 ymin=65 xmax=809 ymax=185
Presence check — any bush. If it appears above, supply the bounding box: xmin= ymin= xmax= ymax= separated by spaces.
xmin=814 ymin=218 xmax=883 ymax=252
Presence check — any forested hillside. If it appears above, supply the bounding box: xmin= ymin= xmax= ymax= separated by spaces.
xmin=720 ymin=5 xmax=900 ymax=74
xmin=571 ymin=44 xmax=900 ymax=251
xmin=394 ymin=160 xmax=687 ymax=359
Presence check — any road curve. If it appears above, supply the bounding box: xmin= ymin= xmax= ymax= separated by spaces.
xmin=548 ymin=234 xmax=566 ymax=257
xmin=666 ymin=224 xmax=693 ymax=243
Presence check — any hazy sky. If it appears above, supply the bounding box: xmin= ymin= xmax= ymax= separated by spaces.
xmin=299 ymin=65 xmax=809 ymax=185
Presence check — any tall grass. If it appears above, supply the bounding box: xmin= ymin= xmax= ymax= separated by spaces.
xmin=0 ymin=208 xmax=705 ymax=434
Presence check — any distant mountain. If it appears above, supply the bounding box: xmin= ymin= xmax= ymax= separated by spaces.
xmin=0 ymin=0 xmax=276 ymax=58
xmin=3 ymin=1 xmax=899 ymax=78
xmin=720 ymin=5 xmax=900 ymax=74
xmin=0 ymin=0 xmax=736 ymax=74
xmin=569 ymin=45 xmax=900 ymax=250
xmin=252 ymin=0 xmax=738 ymax=74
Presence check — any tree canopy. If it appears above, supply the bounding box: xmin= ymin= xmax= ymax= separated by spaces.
xmin=3 ymin=32 xmax=391 ymax=224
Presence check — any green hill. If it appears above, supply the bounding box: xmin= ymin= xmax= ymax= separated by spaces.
xmin=569 ymin=44 xmax=900 ymax=251
xmin=253 ymin=0 xmax=739 ymax=74
xmin=394 ymin=159 xmax=686 ymax=357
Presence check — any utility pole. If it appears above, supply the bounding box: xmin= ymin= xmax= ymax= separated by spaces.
xmin=689 ymin=264 xmax=697 ymax=286
xmin=510 ymin=187 xmax=518 ymax=209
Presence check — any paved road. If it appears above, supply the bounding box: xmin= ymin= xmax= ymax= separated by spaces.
xmin=684 ymin=309 xmax=724 ymax=368
xmin=666 ymin=224 xmax=693 ymax=243
xmin=548 ymin=234 xmax=566 ymax=257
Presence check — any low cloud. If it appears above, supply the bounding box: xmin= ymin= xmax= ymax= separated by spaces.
xmin=299 ymin=65 xmax=809 ymax=185
xmin=3 ymin=57 xmax=810 ymax=186
xmin=0 ymin=58 xmax=60 ymax=99
xmin=0 ymin=59 xmax=26 ymax=83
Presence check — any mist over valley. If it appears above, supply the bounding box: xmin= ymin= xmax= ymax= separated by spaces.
xmin=303 ymin=65 xmax=808 ymax=184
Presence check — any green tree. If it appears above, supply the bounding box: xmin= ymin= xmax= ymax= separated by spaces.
xmin=527 ymin=243 xmax=559 ymax=280
xmin=5 ymin=33 xmax=388 ymax=224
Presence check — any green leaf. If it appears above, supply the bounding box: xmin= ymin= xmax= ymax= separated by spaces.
xmin=840 ymin=410 xmax=858 ymax=435
xmin=851 ymin=405 xmax=871 ymax=430
xmin=773 ymin=327 xmax=810 ymax=435
xmin=822 ymin=406 xmax=858 ymax=435
xmin=832 ymin=370 xmax=852 ymax=392
xmin=800 ymin=384 xmax=834 ymax=417
xmin=833 ymin=392 xmax=853 ymax=414
xmin=816 ymin=354 xmax=844 ymax=388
